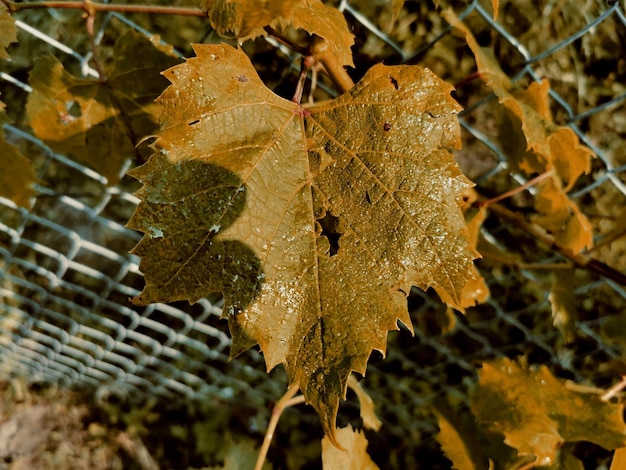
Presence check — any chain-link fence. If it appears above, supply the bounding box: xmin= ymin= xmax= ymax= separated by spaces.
xmin=1 ymin=0 xmax=626 ymax=467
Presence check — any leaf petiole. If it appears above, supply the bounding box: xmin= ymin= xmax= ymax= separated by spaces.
xmin=254 ymin=384 xmax=305 ymax=470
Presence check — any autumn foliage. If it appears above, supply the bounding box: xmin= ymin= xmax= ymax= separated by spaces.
xmin=1 ymin=0 xmax=626 ymax=468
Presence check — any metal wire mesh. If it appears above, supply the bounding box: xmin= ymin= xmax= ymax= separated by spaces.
xmin=1 ymin=0 xmax=626 ymax=465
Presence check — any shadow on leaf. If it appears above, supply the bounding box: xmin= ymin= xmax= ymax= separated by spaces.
xmin=128 ymin=157 xmax=264 ymax=334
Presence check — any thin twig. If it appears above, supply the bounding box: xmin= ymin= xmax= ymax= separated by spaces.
xmin=483 ymin=198 xmax=626 ymax=286
xmin=1 ymin=0 xmax=206 ymax=16
xmin=601 ymin=376 xmax=626 ymax=402
xmin=588 ymin=227 xmax=626 ymax=253
xmin=264 ymin=26 xmax=308 ymax=56
xmin=254 ymin=384 xmax=304 ymax=470
xmin=479 ymin=169 xmax=555 ymax=208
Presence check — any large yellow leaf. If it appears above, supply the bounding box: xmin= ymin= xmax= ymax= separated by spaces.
xmin=128 ymin=44 xmax=478 ymax=439
xmin=26 ymin=31 xmax=181 ymax=184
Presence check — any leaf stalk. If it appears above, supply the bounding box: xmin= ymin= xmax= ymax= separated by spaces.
xmin=254 ymin=384 xmax=304 ymax=470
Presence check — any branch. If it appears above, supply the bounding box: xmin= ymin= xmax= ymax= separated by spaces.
xmin=484 ymin=198 xmax=626 ymax=286
xmin=479 ymin=170 xmax=555 ymax=208
xmin=265 ymin=27 xmax=355 ymax=94
xmin=1 ymin=0 xmax=206 ymax=16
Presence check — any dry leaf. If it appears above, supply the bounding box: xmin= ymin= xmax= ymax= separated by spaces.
xmin=0 ymin=3 xmax=16 ymax=59
xmin=532 ymin=179 xmax=593 ymax=253
xmin=548 ymin=269 xmax=578 ymax=343
xmin=288 ymin=0 xmax=355 ymax=67
xmin=26 ymin=31 xmax=181 ymax=184
xmin=205 ymin=0 xmax=305 ymax=40
xmin=321 ymin=425 xmax=379 ymax=470
xmin=460 ymin=206 xmax=490 ymax=307
xmin=205 ymin=0 xmax=354 ymax=67
xmin=472 ymin=358 xmax=626 ymax=466
xmin=347 ymin=375 xmax=382 ymax=432
xmin=128 ymin=43 xmax=479 ymax=441
xmin=610 ymin=447 xmax=626 ymax=470
xmin=443 ymin=9 xmax=593 ymax=253
xmin=0 ymin=100 xmax=37 ymax=208
xmin=433 ymin=409 xmax=481 ymax=470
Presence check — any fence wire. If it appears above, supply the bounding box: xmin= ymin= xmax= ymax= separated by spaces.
xmin=1 ymin=0 xmax=626 ymax=465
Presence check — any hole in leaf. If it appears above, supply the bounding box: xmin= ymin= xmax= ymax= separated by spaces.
xmin=66 ymin=100 xmax=82 ymax=118
xmin=390 ymin=76 xmax=399 ymax=89
xmin=318 ymin=212 xmax=342 ymax=257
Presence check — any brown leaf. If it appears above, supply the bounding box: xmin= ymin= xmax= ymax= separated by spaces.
xmin=287 ymin=0 xmax=355 ymax=68
xmin=321 ymin=425 xmax=379 ymax=470
xmin=205 ymin=0 xmax=305 ymax=40
xmin=433 ymin=408 xmax=482 ymax=470
xmin=128 ymin=44 xmax=478 ymax=440
xmin=532 ymin=179 xmax=593 ymax=253
xmin=472 ymin=358 xmax=626 ymax=466
xmin=347 ymin=375 xmax=382 ymax=432
xmin=610 ymin=448 xmax=626 ymax=470
xmin=548 ymin=269 xmax=578 ymax=343
xmin=509 ymin=80 xmax=592 ymax=191
xmin=0 ymin=3 xmax=16 ymax=59
xmin=26 ymin=31 xmax=181 ymax=184
xmin=444 ymin=10 xmax=593 ymax=253
xmin=205 ymin=0 xmax=354 ymax=67
xmin=0 ymin=100 xmax=37 ymax=208
xmin=459 ymin=206 xmax=489 ymax=308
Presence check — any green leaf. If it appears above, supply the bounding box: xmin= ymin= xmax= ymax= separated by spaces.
xmin=0 ymin=3 xmax=17 ymax=59
xmin=0 ymin=100 xmax=37 ymax=208
xmin=128 ymin=43 xmax=478 ymax=441
xmin=221 ymin=438 xmax=272 ymax=470
xmin=472 ymin=358 xmax=626 ymax=465
xmin=26 ymin=30 xmax=181 ymax=184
